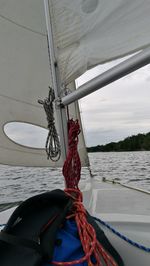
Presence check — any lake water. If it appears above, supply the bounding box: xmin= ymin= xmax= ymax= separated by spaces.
xmin=0 ymin=151 xmax=150 ymax=211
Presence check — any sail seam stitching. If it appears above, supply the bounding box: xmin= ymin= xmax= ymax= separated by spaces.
xmin=0 ymin=13 xmax=46 ymax=36
xmin=0 ymin=93 xmax=42 ymax=108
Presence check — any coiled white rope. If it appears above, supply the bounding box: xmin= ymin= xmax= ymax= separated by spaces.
xmin=38 ymin=87 xmax=61 ymax=161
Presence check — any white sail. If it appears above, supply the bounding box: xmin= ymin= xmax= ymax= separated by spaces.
xmin=0 ymin=1 xmax=88 ymax=167
xmin=50 ymin=0 xmax=150 ymax=84
xmin=0 ymin=0 xmax=150 ymax=166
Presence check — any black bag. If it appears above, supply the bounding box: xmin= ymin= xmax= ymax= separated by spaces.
xmin=0 ymin=190 xmax=72 ymax=266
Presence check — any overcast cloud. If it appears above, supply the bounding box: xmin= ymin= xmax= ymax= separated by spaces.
xmin=77 ymin=63 xmax=150 ymax=146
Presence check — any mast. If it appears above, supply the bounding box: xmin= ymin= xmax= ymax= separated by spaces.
xmin=44 ymin=0 xmax=68 ymax=161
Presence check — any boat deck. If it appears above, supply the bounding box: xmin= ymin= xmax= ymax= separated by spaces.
xmin=81 ymin=179 xmax=150 ymax=218
xmin=81 ymin=179 xmax=150 ymax=266
xmin=1 ymin=180 xmax=150 ymax=265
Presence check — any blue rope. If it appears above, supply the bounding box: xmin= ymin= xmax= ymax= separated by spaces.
xmin=1 ymin=218 xmax=150 ymax=253
xmin=93 ymin=216 xmax=150 ymax=253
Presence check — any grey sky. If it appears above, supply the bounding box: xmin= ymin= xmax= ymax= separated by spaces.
xmin=77 ymin=63 xmax=150 ymax=146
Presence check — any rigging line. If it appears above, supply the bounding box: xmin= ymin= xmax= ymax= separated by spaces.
xmin=88 ymin=166 xmax=94 ymax=178
xmin=0 ymin=93 xmax=42 ymax=108
xmin=75 ymin=79 xmax=91 ymax=172
xmin=0 ymin=13 xmax=46 ymax=37
xmin=103 ymin=178 xmax=150 ymax=195
xmin=94 ymin=216 xmax=150 ymax=253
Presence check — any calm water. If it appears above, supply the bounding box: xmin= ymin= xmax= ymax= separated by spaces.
xmin=0 ymin=151 xmax=150 ymax=211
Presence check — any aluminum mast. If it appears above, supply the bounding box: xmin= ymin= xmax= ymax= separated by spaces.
xmin=44 ymin=0 xmax=68 ymax=161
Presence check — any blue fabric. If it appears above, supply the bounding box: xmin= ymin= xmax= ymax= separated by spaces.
xmin=42 ymin=219 xmax=88 ymax=266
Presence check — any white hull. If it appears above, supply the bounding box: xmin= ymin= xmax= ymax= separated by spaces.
xmin=82 ymin=179 xmax=150 ymax=266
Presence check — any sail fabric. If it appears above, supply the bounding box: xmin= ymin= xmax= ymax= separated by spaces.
xmin=0 ymin=0 xmax=150 ymax=166
xmin=0 ymin=0 xmax=89 ymax=167
xmin=50 ymin=0 xmax=150 ymax=84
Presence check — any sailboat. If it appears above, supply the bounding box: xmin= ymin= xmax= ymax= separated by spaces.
xmin=0 ymin=0 xmax=150 ymax=265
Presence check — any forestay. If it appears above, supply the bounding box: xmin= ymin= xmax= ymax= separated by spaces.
xmin=0 ymin=0 xmax=150 ymax=167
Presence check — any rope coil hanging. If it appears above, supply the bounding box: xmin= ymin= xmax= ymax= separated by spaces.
xmin=53 ymin=119 xmax=118 ymax=266
xmin=63 ymin=119 xmax=81 ymax=189
xmin=38 ymin=87 xmax=61 ymax=161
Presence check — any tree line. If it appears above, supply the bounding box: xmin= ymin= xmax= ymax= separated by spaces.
xmin=87 ymin=132 xmax=150 ymax=152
